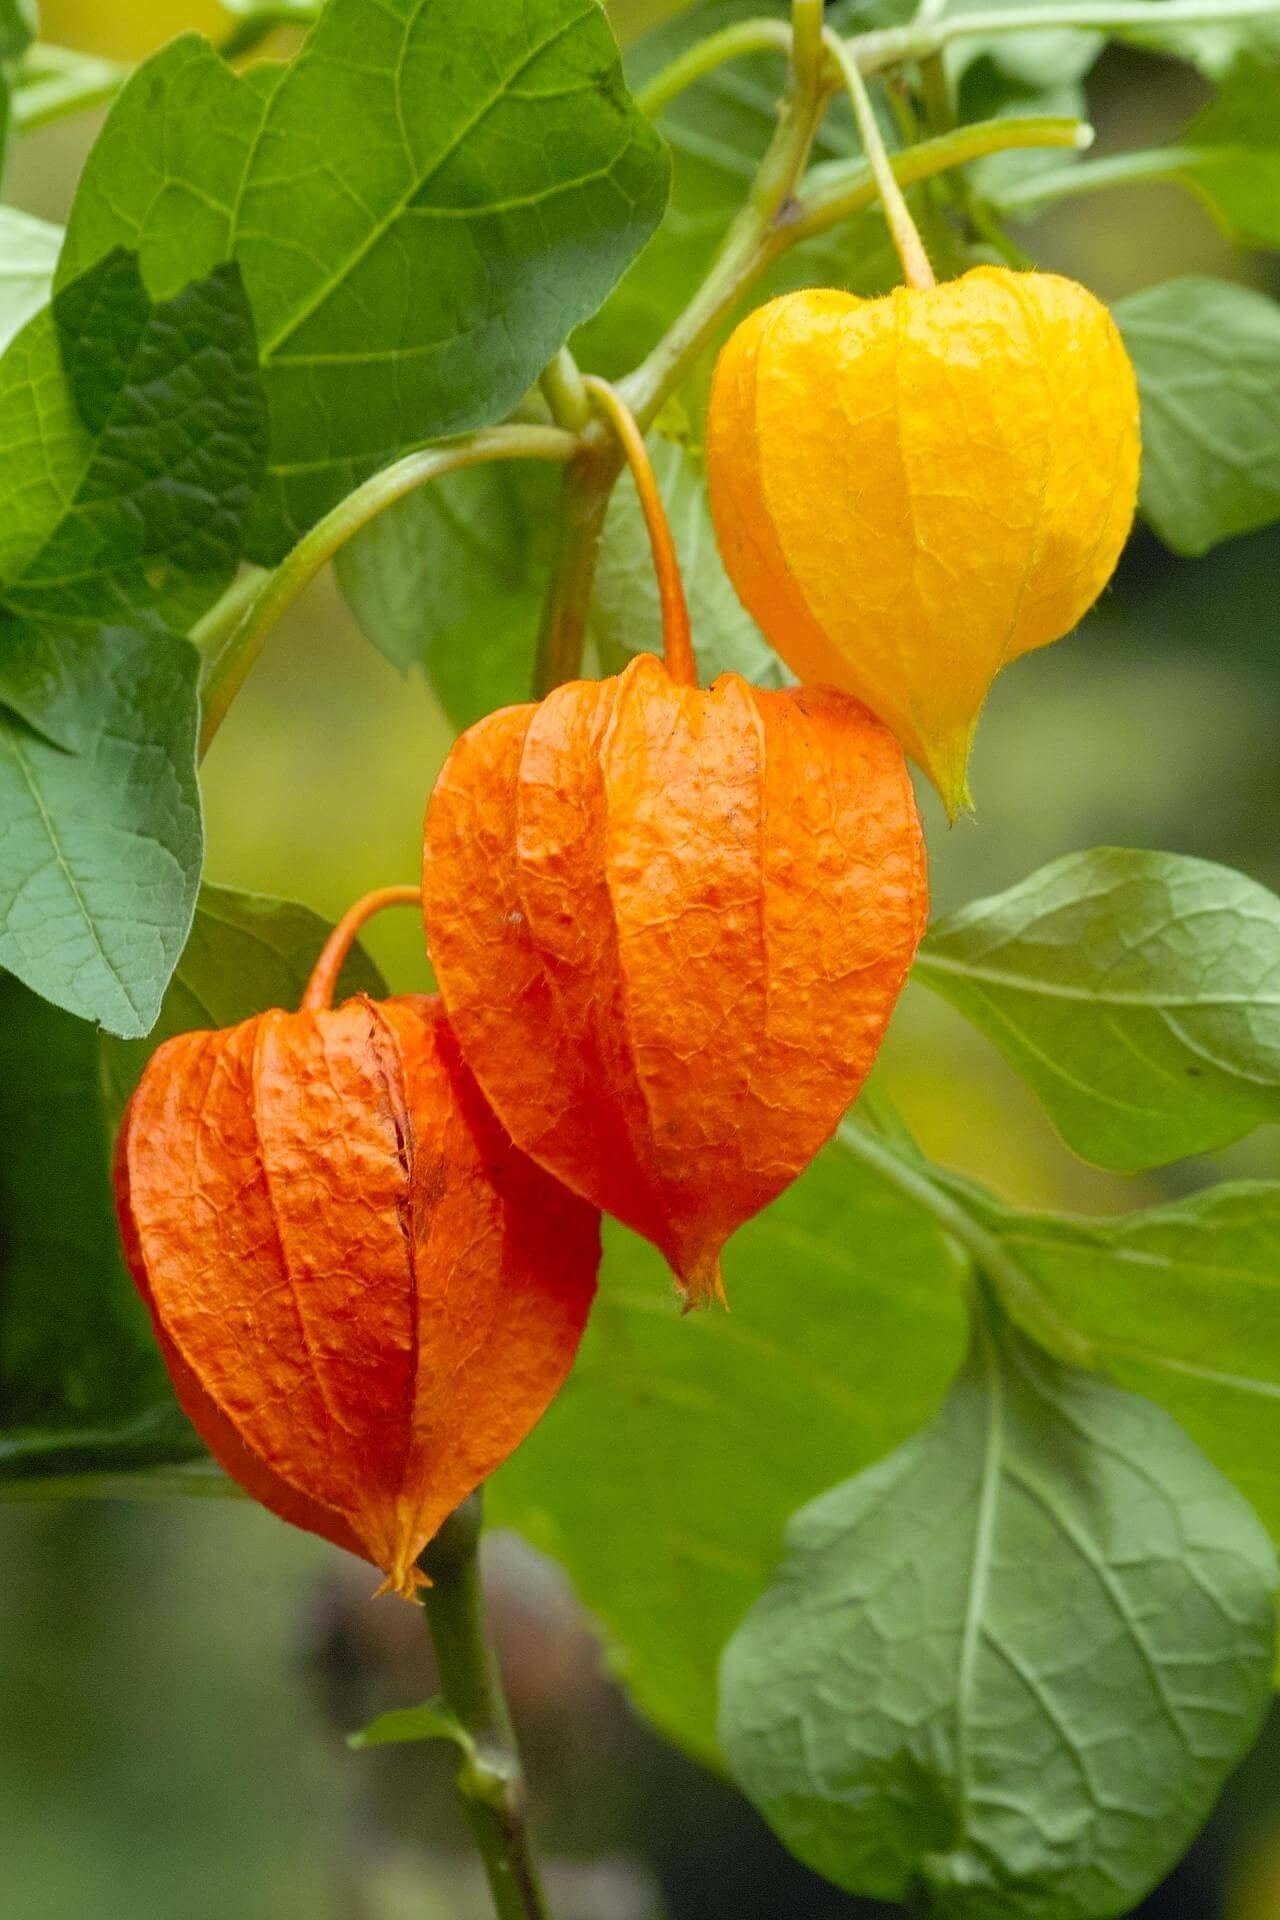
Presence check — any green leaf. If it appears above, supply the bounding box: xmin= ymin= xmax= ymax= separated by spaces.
xmin=335 ymin=465 xmax=532 ymax=677
xmin=0 ymin=629 xmax=201 ymax=1037
xmin=0 ymin=248 xmax=267 ymax=751
xmin=0 ymin=884 xmax=387 ymax=1480
xmin=59 ymin=1 xmax=669 ymax=560
xmin=333 ymin=459 xmax=560 ymax=721
xmin=97 ymin=878 xmax=385 ymax=1132
xmin=721 ymin=1297 xmax=1277 ymax=1916
xmin=1117 ymin=277 xmax=1280 ymax=556
xmin=958 ymin=1178 xmax=1280 ymax=1562
xmin=348 ymin=1698 xmax=473 ymax=1754
xmin=592 ymin=429 xmax=790 ymax=686
xmin=0 ymin=208 xmax=59 ymax=355
xmin=1172 ymin=60 xmax=1280 ymax=251
xmin=0 ymin=968 xmax=198 ymax=1476
xmin=1119 ymin=5 xmax=1280 ymax=77
xmin=492 ymin=1143 xmax=967 ymax=1762
xmin=915 ymin=848 xmax=1280 ymax=1173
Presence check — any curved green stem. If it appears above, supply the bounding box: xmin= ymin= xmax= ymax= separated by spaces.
xmin=852 ymin=0 xmax=1280 ymax=72
xmin=824 ymin=27 xmax=935 ymax=289
xmin=836 ymin=1119 xmax=1092 ymax=1366
xmin=420 ymin=1496 xmax=552 ymax=1920
xmin=636 ymin=16 xmax=793 ymax=118
xmin=538 ymin=347 xmax=592 ymax=433
xmin=791 ymin=113 xmax=1090 ymax=240
xmin=195 ymin=425 xmax=576 ymax=756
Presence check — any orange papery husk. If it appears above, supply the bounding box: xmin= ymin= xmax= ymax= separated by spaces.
xmin=113 ymin=993 xmax=600 ymax=1598
xmin=423 ymin=652 xmax=928 ymax=1307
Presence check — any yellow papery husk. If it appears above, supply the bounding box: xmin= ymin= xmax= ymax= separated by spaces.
xmin=707 ymin=267 xmax=1141 ymax=818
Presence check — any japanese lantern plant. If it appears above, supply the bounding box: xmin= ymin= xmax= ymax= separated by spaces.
xmin=5 ymin=4 xmax=1280 ymax=1920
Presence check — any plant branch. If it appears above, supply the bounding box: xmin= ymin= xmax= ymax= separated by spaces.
xmin=420 ymin=1495 xmax=552 ymax=1920
xmin=195 ymin=425 xmax=576 ymax=757
xmin=620 ymin=9 xmax=838 ymax=428
xmin=851 ymin=0 xmax=1280 ymax=71
xmin=637 ymin=15 xmax=793 ymax=118
xmin=835 ymin=1119 xmax=1092 ymax=1366
xmin=619 ymin=112 xmax=1086 ymax=424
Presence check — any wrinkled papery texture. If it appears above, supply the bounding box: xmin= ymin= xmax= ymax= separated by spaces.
xmin=424 ymin=653 xmax=926 ymax=1303
xmin=706 ymin=268 xmax=1141 ymax=815
xmin=114 ymin=993 xmax=599 ymax=1594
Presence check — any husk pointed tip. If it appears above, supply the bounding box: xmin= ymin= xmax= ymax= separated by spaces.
xmin=919 ymin=725 xmax=977 ymax=825
xmin=676 ymin=1250 xmax=730 ymax=1314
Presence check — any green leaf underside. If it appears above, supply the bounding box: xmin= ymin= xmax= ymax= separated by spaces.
xmin=58 ymin=0 xmax=670 ymax=560
xmin=721 ymin=1299 xmax=1277 ymax=1918
xmin=916 ymin=848 xmax=1280 ymax=1173
xmin=953 ymin=1176 xmax=1280 ymax=1564
xmin=492 ymin=1144 xmax=968 ymax=1763
xmin=0 ymin=249 xmax=266 ymax=753
xmin=1117 ymin=276 xmax=1280 ymax=557
xmin=0 ymin=208 xmax=59 ymax=357
xmin=333 ymin=460 xmax=558 ymax=722
xmin=592 ymin=429 xmax=790 ymax=687
xmin=0 ymin=629 xmax=202 ymax=1037
xmin=0 ymin=885 xmax=387 ymax=1477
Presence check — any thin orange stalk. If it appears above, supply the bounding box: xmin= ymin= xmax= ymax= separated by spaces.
xmin=301 ymin=885 xmax=423 ymax=1012
xmin=582 ymin=374 xmax=698 ymax=687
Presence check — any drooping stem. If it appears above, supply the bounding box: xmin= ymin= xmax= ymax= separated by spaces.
xmin=824 ymin=29 xmax=935 ymax=289
xmin=195 ymin=424 xmax=576 ymax=758
xmin=582 ymin=376 xmax=697 ymax=687
xmin=300 ymin=885 xmax=422 ymax=1011
xmin=420 ymin=1496 xmax=552 ymax=1920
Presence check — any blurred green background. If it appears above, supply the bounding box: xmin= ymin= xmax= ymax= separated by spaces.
xmin=3 ymin=6 xmax=1280 ymax=1918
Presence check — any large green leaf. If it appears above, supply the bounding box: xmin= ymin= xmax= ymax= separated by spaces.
xmin=0 ymin=207 xmax=58 ymax=355
xmin=0 ymin=885 xmax=386 ymax=1481
xmin=59 ymin=0 xmax=669 ymax=560
xmin=0 ymin=248 xmax=267 ymax=751
xmin=915 ymin=848 xmax=1280 ymax=1173
xmin=721 ymin=1298 xmax=1277 ymax=1917
xmin=492 ymin=1143 xmax=967 ymax=1762
xmin=959 ymin=1178 xmax=1280 ymax=1557
xmin=592 ymin=428 xmax=789 ymax=686
xmin=0 ymin=629 xmax=201 ymax=1037
xmin=1117 ymin=276 xmax=1280 ymax=557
